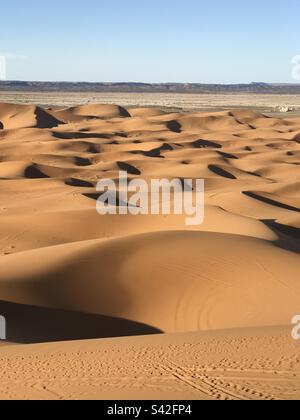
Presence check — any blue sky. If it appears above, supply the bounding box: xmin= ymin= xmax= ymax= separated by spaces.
xmin=0 ymin=0 xmax=299 ymax=83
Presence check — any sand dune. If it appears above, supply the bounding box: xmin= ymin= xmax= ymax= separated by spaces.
xmin=0 ymin=103 xmax=300 ymax=400
xmin=0 ymin=231 xmax=300 ymax=333
xmin=53 ymin=104 xmax=131 ymax=123
xmin=0 ymin=103 xmax=62 ymax=130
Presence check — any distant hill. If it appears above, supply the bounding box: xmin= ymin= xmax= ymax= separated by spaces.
xmin=0 ymin=81 xmax=300 ymax=94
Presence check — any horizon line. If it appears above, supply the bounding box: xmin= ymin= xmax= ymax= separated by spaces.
xmin=1 ymin=80 xmax=300 ymax=86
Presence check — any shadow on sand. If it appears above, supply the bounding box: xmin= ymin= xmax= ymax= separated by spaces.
xmin=263 ymin=219 xmax=300 ymax=254
xmin=0 ymin=300 xmax=162 ymax=344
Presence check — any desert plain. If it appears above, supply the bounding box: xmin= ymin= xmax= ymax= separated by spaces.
xmin=0 ymin=96 xmax=300 ymax=400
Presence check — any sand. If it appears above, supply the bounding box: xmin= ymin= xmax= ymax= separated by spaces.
xmin=0 ymin=91 xmax=300 ymax=114
xmin=0 ymin=103 xmax=300 ymax=400
xmin=0 ymin=326 xmax=299 ymax=400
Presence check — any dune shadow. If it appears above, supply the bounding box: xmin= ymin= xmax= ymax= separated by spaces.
xmin=193 ymin=139 xmax=222 ymax=149
xmin=243 ymin=191 xmax=300 ymax=213
xmin=74 ymin=156 xmax=92 ymax=167
xmin=167 ymin=120 xmax=182 ymax=133
xmin=52 ymin=132 xmax=110 ymax=140
xmin=208 ymin=165 xmax=237 ymax=179
xmin=87 ymin=144 xmax=101 ymax=153
xmin=24 ymin=165 xmax=49 ymax=179
xmin=246 ymin=171 xmax=262 ymax=178
xmin=83 ymin=192 xmax=131 ymax=208
xmin=83 ymin=192 xmax=103 ymax=201
xmin=131 ymin=143 xmax=173 ymax=158
xmin=115 ymin=106 xmax=131 ymax=118
xmin=117 ymin=161 xmax=141 ymax=175
xmin=217 ymin=151 xmax=238 ymax=160
xmin=262 ymin=220 xmax=300 ymax=254
xmin=35 ymin=107 xmax=62 ymax=129
xmin=293 ymin=134 xmax=300 ymax=143
xmin=0 ymin=301 xmax=162 ymax=344
xmin=65 ymin=178 xmax=94 ymax=188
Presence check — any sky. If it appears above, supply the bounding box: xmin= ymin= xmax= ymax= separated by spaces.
xmin=0 ymin=0 xmax=300 ymax=83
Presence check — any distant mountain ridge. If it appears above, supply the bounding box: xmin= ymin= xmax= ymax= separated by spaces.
xmin=0 ymin=81 xmax=300 ymax=94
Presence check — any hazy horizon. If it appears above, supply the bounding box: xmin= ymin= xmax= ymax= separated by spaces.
xmin=1 ymin=80 xmax=300 ymax=86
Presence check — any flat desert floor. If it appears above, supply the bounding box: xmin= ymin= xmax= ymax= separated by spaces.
xmin=1 ymin=91 xmax=300 ymax=115
xmin=0 ymin=102 xmax=300 ymax=400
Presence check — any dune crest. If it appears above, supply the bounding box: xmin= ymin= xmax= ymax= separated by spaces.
xmin=0 ymin=103 xmax=62 ymax=130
